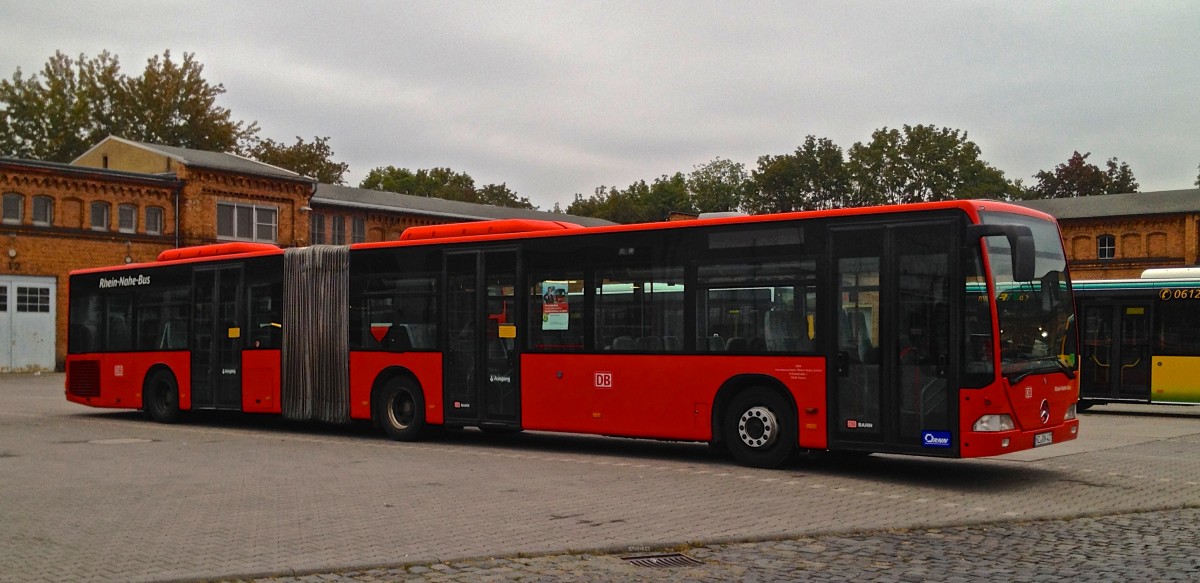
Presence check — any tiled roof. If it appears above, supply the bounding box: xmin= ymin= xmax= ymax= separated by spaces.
xmin=1017 ymin=189 xmax=1200 ymax=219
xmin=312 ymin=183 xmax=614 ymax=226
xmin=74 ymin=136 xmax=312 ymax=182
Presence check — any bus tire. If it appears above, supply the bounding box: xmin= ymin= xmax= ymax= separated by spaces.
xmin=376 ymin=377 xmax=426 ymax=441
xmin=723 ymin=387 xmax=796 ymax=469
xmin=143 ymin=369 xmax=180 ymax=424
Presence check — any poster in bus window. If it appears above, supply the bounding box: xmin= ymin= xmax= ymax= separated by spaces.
xmin=541 ymin=282 xmax=569 ymax=330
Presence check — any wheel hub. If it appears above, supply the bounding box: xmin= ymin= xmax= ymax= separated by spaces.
xmin=738 ymin=406 xmax=777 ymax=448
xmin=388 ymin=394 xmax=414 ymax=429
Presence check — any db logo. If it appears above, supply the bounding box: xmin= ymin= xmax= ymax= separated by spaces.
xmin=594 ymin=371 xmax=613 ymax=389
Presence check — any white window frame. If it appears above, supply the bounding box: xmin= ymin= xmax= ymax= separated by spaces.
xmin=1097 ymin=234 xmax=1115 ymax=260
xmin=90 ymin=201 xmax=110 ymax=231
xmin=145 ymin=206 xmax=164 ymax=235
xmin=217 ymin=202 xmax=278 ymax=242
xmin=118 ymin=204 xmax=138 ymax=233
xmin=2 ymin=193 xmax=23 ymax=225
xmin=32 ymin=196 xmax=53 ymax=226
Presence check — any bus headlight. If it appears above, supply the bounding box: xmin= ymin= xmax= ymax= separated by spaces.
xmin=972 ymin=414 xmax=1014 ymax=432
xmin=1065 ymin=404 xmax=1077 ymax=420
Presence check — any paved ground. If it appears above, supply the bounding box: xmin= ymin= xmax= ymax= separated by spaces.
xmin=2 ymin=373 xmax=1199 ymax=582
xmin=232 ymin=509 xmax=1200 ymax=582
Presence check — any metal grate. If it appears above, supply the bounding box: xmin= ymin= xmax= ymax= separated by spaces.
xmin=621 ymin=553 xmax=703 ymax=568
xmin=67 ymin=360 xmax=101 ymax=397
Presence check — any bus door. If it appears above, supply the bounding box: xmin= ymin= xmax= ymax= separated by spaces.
xmin=191 ymin=265 xmax=244 ymax=410
xmin=829 ymin=221 xmax=957 ymax=455
xmin=1080 ymin=301 xmax=1151 ymax=401
xmin=443 ymin=250 xmax=520 ymax=428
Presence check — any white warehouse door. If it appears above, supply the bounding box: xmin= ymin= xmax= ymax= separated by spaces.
xmin=0 ymin=276 xmax=56 ymax=372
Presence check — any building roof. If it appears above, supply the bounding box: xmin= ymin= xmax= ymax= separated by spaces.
xmin=312 ymin=183 xmax=614 ymax=226
xmin=0 ymin=156 xmax=182 ymax=187
xmin=1017 ymin=188 xmax=1200 ymax=220
xmin=73 ymin=136 xmax=313 ymax=183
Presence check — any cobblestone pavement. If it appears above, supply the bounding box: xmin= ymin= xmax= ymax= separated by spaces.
xmin=4 ymin=374 xmax=1200 ymax=582
xmin=228 ymin=508 xmax=1200 ymax=582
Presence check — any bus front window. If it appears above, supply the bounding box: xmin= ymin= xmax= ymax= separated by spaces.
xmin=979 ymin=212 xmax=1076 ymax=382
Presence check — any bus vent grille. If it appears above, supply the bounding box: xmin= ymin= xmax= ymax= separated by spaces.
xmin=621 ymin=553 xmax=703 ymax=568
xmin=67 ymin=360 xmax=101 ymax=397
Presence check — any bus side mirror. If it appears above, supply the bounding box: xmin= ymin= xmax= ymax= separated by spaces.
xmin=967 ymin=224 xmax=1036 ymax=282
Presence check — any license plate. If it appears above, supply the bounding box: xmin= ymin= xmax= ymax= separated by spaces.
xmin=1034 ymin=431 xmax=1053 ymax=447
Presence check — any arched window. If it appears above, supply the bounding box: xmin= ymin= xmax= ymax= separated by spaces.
xmin=118 ymin=204 xmax=138 ymax=233
xmin=90 ymin=201 xmax=110 ymax=231
xmin=32 ymin=196 xmax=53 ymax=226
xmin=2 ymin=192 xmax=23 ymax=225
xmin=145 ymin=206 xmax=164 ymax=235
xmin=1097 ymin=234 xmax=1115 ymax=260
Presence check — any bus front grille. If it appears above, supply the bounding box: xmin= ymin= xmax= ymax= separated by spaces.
xmin=67 ymin=360 xmax=101 ymax=397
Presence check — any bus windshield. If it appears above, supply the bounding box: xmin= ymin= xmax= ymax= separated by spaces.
xmin=980 ymin=211 xmax=1076 ymax=382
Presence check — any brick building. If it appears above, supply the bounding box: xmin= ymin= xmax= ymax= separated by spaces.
xmin=0 ymin=137 xmax=608 ymax=371
xmin=1018 ymin=188 xmax=1200 ymax=280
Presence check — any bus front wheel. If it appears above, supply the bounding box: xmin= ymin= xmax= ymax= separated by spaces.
xmin=375 ymin=377 xmax=426 ymax=441
xmin=143 ymin=370 xmax=180 ymax=424
xmin=723 ymin=387 xmax=796 ymax=469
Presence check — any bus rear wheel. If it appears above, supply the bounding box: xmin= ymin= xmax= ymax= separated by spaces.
xmin=376 ymin=377 xmax=426 ymax=441
xmin=143 ymin=370 xmax=180 ymax=424
xmin=723 ymin=387 xmax=796 ymax=469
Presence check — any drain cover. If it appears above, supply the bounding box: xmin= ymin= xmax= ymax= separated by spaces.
xmin=621 ymin=553 xmax=703 ymax=568
xmin=88 ymin=438 xmax=155 ymax=445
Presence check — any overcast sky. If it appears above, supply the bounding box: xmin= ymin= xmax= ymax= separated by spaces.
xmin=2 ymin=1 xmax=1198 ymax=209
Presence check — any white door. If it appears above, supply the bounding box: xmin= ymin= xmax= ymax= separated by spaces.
xmin=0 ymin=276 xmax=56 ymax=372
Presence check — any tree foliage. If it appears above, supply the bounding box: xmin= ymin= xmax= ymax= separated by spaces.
xmin=0 ymin=50 xmax=257 ymax=161
xmin=360 ymin=165 xmax=535 ymax=209
xmin=247 ymin=135 xmax=349 ymax=184
xmin=687 ymin=158 xmax=749 ymax=213
xmin=745 ymin=136 xmax=850 ymax=213
xmin=1026 ymin=151 xmax=1139 ymax=199
xmin=846 ymin=125 xmax=1015 ymax=205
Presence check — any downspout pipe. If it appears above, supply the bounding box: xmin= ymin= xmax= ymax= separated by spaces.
xmin=173 ymin=180 xmax=182 ymax=248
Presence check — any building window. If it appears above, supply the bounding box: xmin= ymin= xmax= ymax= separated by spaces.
xmin=309 ymin=214 xmax=325 ymax=245
xmin=2 ymin=193 xmax=22 ymax=225
xmin=16 ymin=287 xmax=51 ymax=313
xmin=90 ymin=201 xmax=110 ymax=231
xmin=351 ymin=217 xmax=366 ymax=243
xmin=118 ymin=204 xmax=137 ymax=233
xmin=330 ymin=215 xmax=345 ymax=244
xmin=217 ymin=202 xmax=277 ymax=242
xmin=146 ymin=206 xmax=164 ymax=235
xmin=1097 ymin=234 xmax=1115 ymax=260
xmin=32 ymin=196 xmax=53 ymax=226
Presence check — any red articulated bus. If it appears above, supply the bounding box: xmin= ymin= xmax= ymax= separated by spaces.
xmin=65 ymin=200 xmax=1080 ymax=468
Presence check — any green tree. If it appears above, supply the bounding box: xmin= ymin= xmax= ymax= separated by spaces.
xmin=687 ymin=158 xmax=749 ymax=213
xmin=1195 ymin=163 xmax=1199 ymax=187
xmin=846 ymin=125 xmax=1015 ymax=205
xmin=476 ymin=182 xmax=535 ymax=209
xmin=1026 ymin=151 xmax=1138 ymax=199
xmin=565 ymin=183 xmax=649 ymax=224
xmin=746 ymin=135 xmax=851 ymax=213
xmin=247 ymin=136 xmax=349 ymax=184
xmin=360 ymin=165 xmax=536 ymax=209
xmin=645 ymin=172 xmax=693 ymax=220
xmin=0 ymin=50 xmax=257 ymax=162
